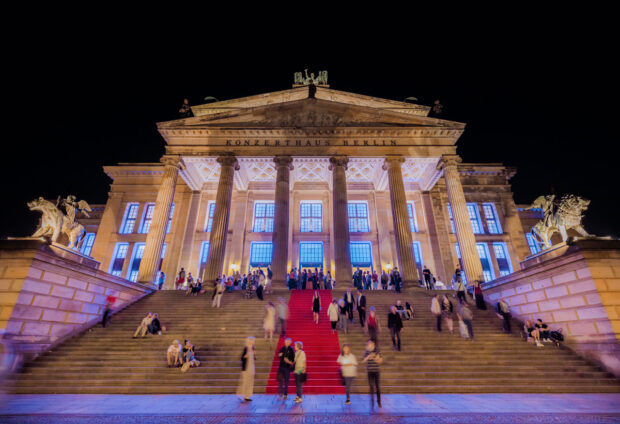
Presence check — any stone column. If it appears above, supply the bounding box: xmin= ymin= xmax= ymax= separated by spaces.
xmin=137 ymin=156 xmax=182 ymax=284
xmin=384 ymin=156 xmax=419 ymax=286
xmin=329 ymin=156 xmax=352 ymax=285
xmin=203 ymin=156 xmax=239 ymax=284
xmin=270 ymin=156 xmax=294 ymax=286
xmin=439 ymin=155 xmax=483 ymax=283
xmin=178 ymin=190 xmax=203 ymax=282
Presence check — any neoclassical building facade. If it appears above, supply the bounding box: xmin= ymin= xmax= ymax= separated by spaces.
xmin=85 ymin=85 xmax=537 ymax=288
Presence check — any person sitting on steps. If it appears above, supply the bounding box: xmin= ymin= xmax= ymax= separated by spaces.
xmin=132 ymin=312 xmax=153 ymax=338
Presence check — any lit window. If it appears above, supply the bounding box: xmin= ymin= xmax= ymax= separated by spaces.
xmin=407 ymin=202 xmax=418 ymax=232
xmin=120 ymin=203 xmax=139 ymax=234
xmin=412 ymin=241 xmax=424 ymax=278
xmin=299 ymin=242 xmax=323 ymax=268
xmin=476 ymin=243 xmax=495 ymax=282
xmin=166 ymin=203 xmax=175 ymax=233
xmin=128 ymin=243 xmax=145 ymax=282
xmin=139 ymin=203 xmax=155 ymax=234
xmin=350 ymin=242 xmax=372 ymax=267
xmin=252 ymin=202 xmax=275 ymax=232
xmin=300 ymin=202 xmax=322 ymax=232
xmin=526 ymin=233 xmax=541 ymax=254
xmin=250 ymin=242 xmax=273 ymax=267
xmin=109 ymin=243 xmax=129 ymax=276
xmin=492 ymin=242 xmax=512 ymax=277
xmin=467 ymin=203 xmax=483 ymax=234
xmin=198 ymin=242 xmax=210 ymax=276
xmin=205 ymin=203 xmax=216 ymax=232
xmin=447 ymin=203 xmax=456 ymax=233
xmin=482 ymin=203 xmax=502 ymax=234
xmin=80 ymin=233 xmax=96 ymax=256
xmin=348 ymin=202 xmax=370 ymax=232
xmin=158 ymin=243 xmax=166 ymax=272
xmin=454 ymin=243 xmax=466 ymax=284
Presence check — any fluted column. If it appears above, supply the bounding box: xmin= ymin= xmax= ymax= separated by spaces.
xmin=203 ymin=155 xmax=239 ymax=284
xmin=270 ymin=156 xmax=293 ymax=286
xmin=439 ymin=154 xmax=483 ymax=283
xmin=137 ymin=156 xmax=182 ymax=284
xmin=384 ymin=156 xmax=419 ymax=286
xmin=329 ymin=156 xmax=353 ymax=285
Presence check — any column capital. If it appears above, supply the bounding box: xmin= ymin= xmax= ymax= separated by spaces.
xmin=329 ymin=155 xmax=348 ymax=170
xmin=160 ymin=155 xmax=185 ymax=170
xmin=382 ymin=155 xmax=405 ymax=170
xmin=437 ymin=154 xmax=462 ymax=171
xmin=273 ymin=155 xmax=294 ymax=170
xmin=217 ymin=155 xmax=240 ymax=170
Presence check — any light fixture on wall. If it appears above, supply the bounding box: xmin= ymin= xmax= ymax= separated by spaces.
xmin=386 ymin=264 xmax=392 ymax=271
xmin=231 ymin=264 xmax=238 ymax=272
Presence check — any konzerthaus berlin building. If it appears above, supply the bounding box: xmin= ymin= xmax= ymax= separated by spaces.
xmin=82 ymin=83 xmax=546 ymax=289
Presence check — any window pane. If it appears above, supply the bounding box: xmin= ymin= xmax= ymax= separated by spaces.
xmin=128 ymin=243 xmax=145 ymax=282
xmin=250 ymin=242 xmax=273 ymax=267
xmin=253 ymin=202 xmax=275 ymax=232
xmin=476 ymin=243 xmax=495 ymax=282
xmin=299 ymin=242 xmax=323 ymax=268
xmin=81 ymin=233 xmax=96 ymax=256
xmin=198 ymin=242 xmax=210 ymax=276
xmin=300 ymin=203 xmax=322 ymax=232
xmin=348 ymin=203 xmax=369 ymax=233
xmin=526 ymin=233 xmax=541 ymax=254
xmin=483 ymin=203 xmax=502 ymax=234
xmin=407 ymin=202 xmax=418 ymax=232
xmin=493 ymin=242 xmax=512 ymax=276
xmin=468 ymin=204 xmax=482 ymax=234
xmin=447 ymin=203 xmax=456 ymax=233
xmin=206 ymin=203 xmax=216 ymax=232
xmin=350 ymin=242 xmax=372 ymax=267
xmin=110 ymin=243 xmax=128 ymax=276
xmin=121 ymin=204 xmax=139 ymax=234
xmin=166 ymin=203 xmax=175 ymax=233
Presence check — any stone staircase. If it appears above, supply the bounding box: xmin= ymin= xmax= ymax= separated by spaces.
xmin=7 ymin=286 xmax=620 ymax=394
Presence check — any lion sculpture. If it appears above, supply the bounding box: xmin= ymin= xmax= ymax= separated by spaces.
xmin=27 ymin=197 xmax=89 ymax=250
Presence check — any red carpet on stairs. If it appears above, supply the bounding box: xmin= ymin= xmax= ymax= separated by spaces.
xmin=266 ymin=290 xmax=344 ymax=394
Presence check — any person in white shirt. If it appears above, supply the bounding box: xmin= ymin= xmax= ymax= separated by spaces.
xmin=327 ymin=299 xmax=340 ymax=334
xmin=166 ymin=339 xmax=182 ymax=367
xmin=133 ymin=312 xmax=153 ymax=338
xmin=212 ymin=279 xmax=225 ymax=308
xmin=293 ymin=342 xmax=307 ymax=403
xmin=337 ymin=344 xmax=358 ymax=405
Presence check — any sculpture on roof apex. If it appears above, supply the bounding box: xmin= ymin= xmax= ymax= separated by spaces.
xmin=27 ymin=196 xmax=91 ymax=251
xmin=294 ymin=69 xmax=328 ymax=86
xmin=526 ymin=194 xmax=592 ymax=250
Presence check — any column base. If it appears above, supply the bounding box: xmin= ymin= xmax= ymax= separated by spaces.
xmin=270 ymin=278 xmax=287 ymax=287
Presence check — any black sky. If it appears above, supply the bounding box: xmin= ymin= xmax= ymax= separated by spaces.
xmin=1 ymin=13 xmax=618 ymax=239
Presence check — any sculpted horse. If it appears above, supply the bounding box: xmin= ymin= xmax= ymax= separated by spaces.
xmin=27 ymin=197 xmax=86 ymax=250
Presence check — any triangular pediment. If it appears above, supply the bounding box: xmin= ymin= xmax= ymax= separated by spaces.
xmin=158 ymin=97 xmax=464 ymax=130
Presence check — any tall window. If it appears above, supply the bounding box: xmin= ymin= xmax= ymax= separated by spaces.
xmin=139 ymin=203 xmax=155 ymax=234
xmin=109 ymin=242 xmax=129 ymax=276
xmin=492 ymin=242 xmax=513 ymax=277
xmin=250 ymin=242 xmax=273 ymax=267
xmin=80 ymin=233 xmax=96 ymax=256
xmin=166 ymin=203 xmax=175 ymax=233
xmin=128 ymin=243 xmax=145 ymax=282
xmin=350 ymin=242 xmax=372 ymax=267
xmin=120 ymin=203 xmax=139 ymax=234
xmin=447 ymin=203 xmax=456 ymax=233
xmin=526 ymin=233 xmax=541 ymax=254
xmin=299 ymin=242 xmax=323 ymax=268
xmin=476 ymin=242 xmax=495 ymax=282
xmin=412 ymin=241 xmax=424 ymax=279
xmin=407 ymin=202 xmax=418 ymax=232
xmin=467 ymin=203 xmax=483 ymax=234
xmin=300 ymin=202 xmax=322 ymax=232
xmin=454 ymin=243 xmax=466 ymax=284
xmin=198 ymin=241 xmax=210 ymax=276
xmin=205 ymin=202 xmax=216 ymax=232
xmin=482 ymin=203 xmax=502 ymax=234
xmin=348 ymin=202 xmax=370 ymax=232
xmin=252 ymin=202 xmax=275 ymax=232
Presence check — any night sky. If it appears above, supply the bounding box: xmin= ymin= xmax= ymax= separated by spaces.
xmin=2 ymin=16 xmax=617 ymax=239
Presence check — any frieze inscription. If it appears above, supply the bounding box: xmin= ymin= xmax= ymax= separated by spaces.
xmin=225 ymin=139 xmax=398 ymax=147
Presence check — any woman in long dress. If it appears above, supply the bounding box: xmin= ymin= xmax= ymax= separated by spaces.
xmin=264 ymin=302 xmax=276 ymax=342
xmin=237 ymin=337 xmax=256 ymax=402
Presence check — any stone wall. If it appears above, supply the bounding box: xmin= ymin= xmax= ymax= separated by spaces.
xmin=0 ymin=239 xmax=152 ymax=359
xmin=482 ymin=239 xmax=620 ymax=376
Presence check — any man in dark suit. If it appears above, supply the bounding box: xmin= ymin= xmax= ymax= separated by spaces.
xmin=387 ymin=305 xmax=403 ymax=351
xmin=356 ymin=289 xmax=367 ymax=327
xmin=344 ymin=287 xmax=354 ymax=322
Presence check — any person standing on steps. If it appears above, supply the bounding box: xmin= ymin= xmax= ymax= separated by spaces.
xmin=212 ymin=278 xmax=224 ymax=308
xmin=327 ymin=299 xmax=339 ymax=334
xmin=365 ymin=307 xmax=380 ymax=344
xmin=431 ymin=294 xmax=442 ymax=332
xmin=441 ymin=295 xmax=454 ymax=334
xmin=158 ymin=271 xmax=166 ymax=290
xmin=356 ymin=289 xmax=367 ymax=328
xmin=458 ymin=301 xmax=474 ymax=340
xmin=337 ymin=344 xmax=358 ymax=405
xmin=474 ymin=280 xmax=487 ymax=310
xmin=277 ymin=297 xmax=289 ymax=337
xmin=344 ymin=287 xmax=354 ymax=323
xmin=102 ymin=291 xmax=116 ymax=328
xmin=237 ymin=337 xmax=256 ymax=402
xmin=312 ymin=290 xmax=321 ymax=324
xmin=496 ymin=298 xmax=512 ymax=334
xmin=362 ymin=339 xmax=383 ymax=409
xmin=294 ymin=341 xmax=307 ymax=403
xmin=177 ymin=268 xmax=186 ymax=290
xmin=423 ymin=265 xmax=432 ymax=290
xmin=277 ymin=338 xmax=295 ymax=399
xmin=264 ymin=302 xmax=276 ymax=343
xmin=338 ymin=299 xmax=348 ymax=334
xmin=387 ymin=306 xmax=403 ymax=351
xmin=455 ymin=277 xmax=467 ymax=304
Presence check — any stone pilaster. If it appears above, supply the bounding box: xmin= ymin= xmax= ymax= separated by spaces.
xmin=137 ymin=156 xmax=182 ymax=284
xmin=203 ymin=155 xmax=239 ymax=284
xmin=439 ymin=154 xmax=483 ymax=283
xmin=329 ymin=156 xmax=352 ymax=285
xmin=384 ymin=156 xmax=419 ymax=286
xmin=271 ymin=156 xmax=293 ymax=286
xmin=177 ymin=190 xmax=203 ymax=286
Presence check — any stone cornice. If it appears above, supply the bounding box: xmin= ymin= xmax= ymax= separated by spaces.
xmin=158 ymin=128 xmax=464 ymax=139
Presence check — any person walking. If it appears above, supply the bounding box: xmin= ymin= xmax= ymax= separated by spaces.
xmin=158 ymin=271 xmax=166 ymax=290
xmin=177 ymin=268 xmax=186 ymax=290
xmin=387 ymin=306 xmax=403 ymax=351
xmin=277 ymin=338 xmax=295 ymax=399
xmin=212 ymin=278 xmax=224 ymax=308
xmin=496 ymin=298 xmax=512 ymax=333
xmin=338 ymin=299 xmax=348 ymax=334
xmin=458 ymin=301 xmax=474 ymax=340
xmin=441 ymin=295 xmax=454 ymax=334
xmin=237 ymin=337 xmax=256 ymax=402
xmin=312 ymin=290 xmax=321 ymax=324
xmin=423 ymin=265 xmax=433 ymax=290
xmin=474 ymin=280 xmax=487 ymax=310
xmin=362 ymin=339 xmax=383 ymax=409
xmin=293 ymin=341 xmax=307 ymax=403
xmin=277 ymin=297 xmax=289 ymax=336
xmin=327 ymin=299 xmax=340 ymax=334
xmin=337 ymin=344 xmax=358 ymax=405
xmin=455 ymin=277 xmax=467 ymax=304
xmin=264 ymin=302 xmax=276 ymax=343
xmin=380 ymin=270 xmax=388 ymax=290
xmin=344 ymin=288 xmax=354 ymax=322
xmin=356 ymin=289 xmax=366 ymax=328
xmin=365 ymin=307 xmax=380 ymax=344
xmin=431 ymin=294 xmax=442 ymax=332
xmin=102 ymin=292 xmax=116 ymax=328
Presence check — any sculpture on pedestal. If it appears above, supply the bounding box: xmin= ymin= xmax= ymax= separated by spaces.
xmin=527 ymin=194 xmax=592 ymax=249
xmin=27 ymin=196 xmax=91 ymax=250
xmin=293 ymin=69 xmax=328 ymax=86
